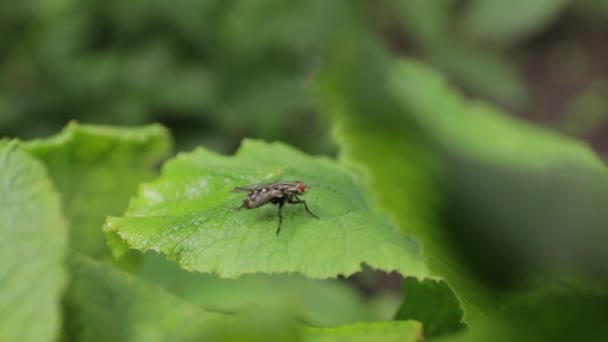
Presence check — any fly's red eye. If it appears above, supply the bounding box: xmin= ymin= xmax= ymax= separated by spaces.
xmin=297 ymin=183 xmax=306 ymax=193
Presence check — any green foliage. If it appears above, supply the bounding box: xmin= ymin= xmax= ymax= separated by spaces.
xmin=2 ymin=1 xmax=608 ymax=340
xmin=1 ymin=0 xmax=584 ymax=151
xmin=22 ymin=122 xmax=172 ymax=260
xmin=320 ymin=38 xmax=608 ymax=338
xmin=461 ymin=0 xmax=570 ymax=44
xmin=4 ymin=122 xmax=427 ymax=340
xmin=4 ymin=54 xmax=608 ymax=339
xmin=136 ymin=252 xmax=384 ymax=327
xmin=388 ymin=59 xmax=604 ymax=168
xmin=65 ymin=253 xmax=423 ymax=342
xmin=388 ymin=0 xmax=452 ymax=48
xmin=303 ymin=321 xmax=423 ymax=342
xmin=0 ymin=142 xmax=67 ymax=342
xmin=104 ymin=140 xmax=429 ymax=279
xmin=426 ymin=47 xmax=529 ymax=109
xmin=63 ymin=254 xmax=222 ymax=341
xmin=387 ymin=59 xmax=608 ymax=286
xmin=0 ymin=0 xmax=349 ymax=153
xmin=395 ymin=278 xmax=465 ymax=338
xmin=440 ymin=292 xmax=608 ymax=342
xmin=385 ymin=0 xmax=530 ymax=108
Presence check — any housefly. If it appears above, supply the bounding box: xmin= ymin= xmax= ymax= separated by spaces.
xmin=232 ymin=181 xmax=319 ymax=235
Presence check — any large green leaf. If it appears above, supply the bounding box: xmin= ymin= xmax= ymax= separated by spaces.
xmin=329 ymin=106 xmax=495 ymax=322
xmin=388 ymin=59 xmax=608 ymax=288
xmin=440 ymin=292 xmax=608 ymax=342
xmin=319 ymin=40 xmax=608 ymax=332
xmin=63 ymin=253 xmax=228 ymax=341
xmin=65 ymin=253 xmax=423 ymax=341
xmin=395 ymin=278 xmax=465 ymax=338
xmin=389 ymin=60 xmax=604 ymax=170
xmin=23 ymin=122 xmax=171 ymax=259
xmin=303 ymin=321 xmax=423 ymax=342
xmin=136 ymin=252 xmax=383 ymax=327
xmin=387 ymin=0 xmax=452 ymax=48
xmin=104 ymin=140 xmax=429 ymax=279
xmin=461 ymin=0 xmax=570 ymax=44
xmin=0 ymin=141 xmax=67 ymax=342
xmin=427 ymin=46 xmax=529 ymax=109
xmin=193 ymin=312 xmax=423 ymax=342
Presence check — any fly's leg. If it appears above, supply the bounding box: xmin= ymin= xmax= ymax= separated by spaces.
xmin=276 ymin=201 xmax=285 ymax=235
xmin=290 ymin=196 xmax=320 ymax=219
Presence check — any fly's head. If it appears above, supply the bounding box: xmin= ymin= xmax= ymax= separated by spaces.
xmin=295 ymin=181 xmax=307 ymax=195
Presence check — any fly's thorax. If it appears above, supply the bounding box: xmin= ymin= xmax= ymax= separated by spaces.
xmin=269 ymin=182 xmax=297 ymax=192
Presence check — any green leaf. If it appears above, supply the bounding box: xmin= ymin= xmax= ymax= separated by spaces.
xmin=137 ymin=252 xmax=381 ymax=327
xmin=427 ymin=46 xmax=529 ymax=109
xmin=319 ymin=42 xmax=608 ymax=331
xmin=395 ymin=278 xmax=465 ymax=338
xmin=23 ymin=122 xmax=172 ymax=259
xmin=185 ymin=308 xmax=302 ymax=342
xmin=461 ymin=0 xmax=570 ymax=44
xmin=64 ymin=253 xmax=422 ymax=341
xmin=389 ymin=60 xmax=608 ymax=288
xmin=0 ymin=141 xmax=67 ymax=342
xmin=388 ymin=0 xmax=452 ymax=48
xmin=103 ymin=140 xmax=429 ymax=279
xmin=442 ymin=292 xmax=608 ymax=342
xmin=63 ymin=253 xmax=225 ymax=341
xmin=303 ymin=321 xmax=423 ymax=342
xmin=199 ymin=316 xmax=423 ymax=342
xmin=388 ymin=59 xmax=604 ymax=169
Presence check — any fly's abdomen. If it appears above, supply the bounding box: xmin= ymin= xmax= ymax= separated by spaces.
xmin=243 ymin=197 xmax=262 ymax=209
xmin=243 ymin=189 xmax=277 ymax=208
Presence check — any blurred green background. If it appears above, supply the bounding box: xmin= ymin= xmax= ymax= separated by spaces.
xmin=3 ymin=1 xmax=608 ymax=340
xmin=2 ymin=0 xmax=607 ymax=155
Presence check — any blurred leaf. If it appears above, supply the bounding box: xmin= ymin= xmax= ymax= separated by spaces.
xmin=0 ymin=0 xmax=346 ymax=154
xmin=137 ymin=251 xmax=380 ymax=327
xmin=104 ymin=140 xmax=429 ymax=279
xmin=388 ymin=60 xmax=603 ymax=169
xmin=428 ymin=46 xmax=529 ymax=109
xmin=23 ymin=122 xmax=172 ymax=259
xmin=388 ymin=0 xmax=452 ymax=48
xmin=572 ymin=0 xmax=608 ymax=20
xmin=395 ymin=278 xmax=465 ymax=338
xmin=303 ymin=321 xmax=423 ymax=342
xmin=440 ymin=155 xmax=608 ymax=287
xmin=441 ymin=292 xmax=608 ymax=342
xmin=462 ymin=0 xmax=570 ymax=44
xmin=557 ymin=80 xmax=608 ymax=137
xmin=0 ymin=141 xmax=67 ymax=342
xmin=221 ymin=0 xmax=346 ymax=57
xmin=65 ymin=253 xmax=422 ymax=341
xmin=63 ymin=253 xmax=225 ymax=341
xmin=191 ymin=308 xmax=302 ymax=342
xmin=390 ymin=60 xmax=608 ymax=287
xmin=319 ymin=36 xmax=608 ymax=332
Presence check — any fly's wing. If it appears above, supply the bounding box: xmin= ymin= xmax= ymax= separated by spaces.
xmin=231 ymin=184 xmax=265 ymax=193
xmin=268 ymin=188 xmax=285 ymax=198
xmin=269 ymin=181 xmax=297 ymax=193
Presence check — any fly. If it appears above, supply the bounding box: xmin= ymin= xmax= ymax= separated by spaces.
xmin=232 ymin=181 xmax=319 ymax=235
